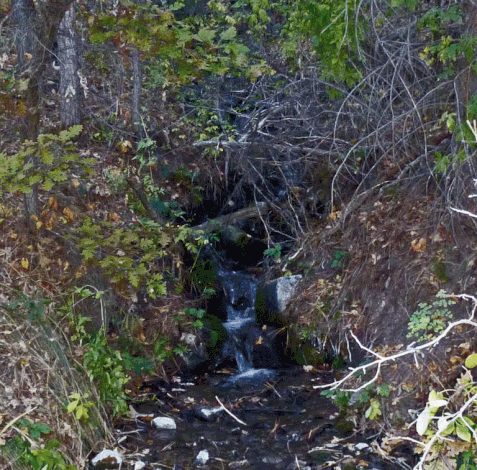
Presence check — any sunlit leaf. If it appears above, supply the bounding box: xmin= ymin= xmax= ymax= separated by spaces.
xmin=465 ymin=353 xmax=477 ymax=369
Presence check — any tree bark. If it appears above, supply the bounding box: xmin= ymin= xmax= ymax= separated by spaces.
xmin=131 ymin=48 xmax=144 ymax=141
xmin=194 ymin=203 xmax=268 ymax=244
xmin=11 ymin=0 xmax=75 ymax=228
xmin=58 ymin=4 xmax=82 ymax=128
xmin=457 ymin=1 xmax=477 ymax=117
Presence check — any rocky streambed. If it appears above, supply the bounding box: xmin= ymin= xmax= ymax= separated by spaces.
xmin=90 ymin=367 xmax=415 ymax=470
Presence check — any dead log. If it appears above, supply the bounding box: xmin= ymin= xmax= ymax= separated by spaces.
xmin=194 ymin=203 xmax=267 ymax=245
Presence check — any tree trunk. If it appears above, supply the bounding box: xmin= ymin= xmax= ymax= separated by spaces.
xmin=11 ymin=0 xmax=75 ymax=228
xmin=131 ymin=48 xmax=143 ymax=141
xmin=58 ymin=4 xmax=82 ymax=127
xmin=457 ymin=1 xmax=477 ymax=116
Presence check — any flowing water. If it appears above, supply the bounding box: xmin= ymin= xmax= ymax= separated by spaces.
xmin=216 ymin=270 xmax=276 ymax=385
xmin=110 ymin=268 xmax=414 ymax=470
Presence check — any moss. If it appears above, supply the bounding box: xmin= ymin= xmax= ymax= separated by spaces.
xmin=254 ymin=285 xmax=286 ymax=327
xmin=190 ymin=258 xmax=217 ymax=291
xmin=203 ymin=314 xmax=227 ymax=360
xmin=432 ymin=258 xmax=448 ymax=282
xmin=292 ymin=343 xmax=325 ymax=366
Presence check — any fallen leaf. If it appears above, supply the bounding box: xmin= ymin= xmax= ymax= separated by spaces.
xmin=411 ymin=238 xmax=426 ymax=252
xmin=63 ymin=207 xmax=74 ymax=222
xmin=21 ymin=258 xmax=29 ymax=269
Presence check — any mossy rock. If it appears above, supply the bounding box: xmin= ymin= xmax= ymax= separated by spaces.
xmin=190 ymin=258 xmax=217 ymax=291
xmin=203 ymin=314 xmax=227 ymax=360
xmin=292 ymin=343 xmax=325 ymax=366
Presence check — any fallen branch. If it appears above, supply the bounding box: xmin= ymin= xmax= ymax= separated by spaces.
xmin=215 ymin=396 xmax=247 ymax=426
xmin=313 ymin=293 xmax=477 ymax=470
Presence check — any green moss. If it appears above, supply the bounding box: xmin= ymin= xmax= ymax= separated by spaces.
xmin=292 ymin=343 xmax=325 ymax=366
xmin=191 ymin=258 xmax=217 ymax=291
xmin=432 ymin=258 xmax=448 ymax=282
xmin=204 ymin=314 xmax=227 ymax=360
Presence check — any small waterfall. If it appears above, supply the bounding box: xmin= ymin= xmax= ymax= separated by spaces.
xmin=217 ymin=270 xmax=276 ymax=383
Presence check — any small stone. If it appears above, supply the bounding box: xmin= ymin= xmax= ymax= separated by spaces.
xmin=152 ymin=416 xmax=177 ymax=430
xmin=286 ymin=461 xmax=309 ymax=470
xmin=134 ymin=461 xmax=146 ymax=470
xmin=355 ymin=442 xmax=370 ymax=451
xmin=91 ymin=449 xmax=122 ymax=468
xmin=195 ymin=449 xmax=209 ymax=465
xmin=262 ymin=456 xmax=283 ymax=465
xmin=229 ymin=460 xmax=249 ymax=469
xmin=196 ymin=406 xmax=223 ymax=421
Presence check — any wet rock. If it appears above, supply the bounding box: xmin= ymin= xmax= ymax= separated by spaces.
xmin=355 ymin=442 xmax=371 ymax=452
xmin=262 ymin=455 xmax=283 ymax=465
xmin=152 ymin=416 xmax=177 ymax=430
xmin=195 ymin=406 xmax=224 ymax=421
xmin=91 ymin=449 xmax=122 ymax=469
xmin=255 ymin=275 xmax=302 ymax=325
xmin=195 ymin=449 xmax=209 ymax=465
xmin=286 ymin=460 xmax=310 ymax=470
xmin=229 ymin=459 xmax=249 ymax=469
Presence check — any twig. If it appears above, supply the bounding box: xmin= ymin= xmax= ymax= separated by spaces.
xmin=215 ymin=396 xmax=247 ymax=426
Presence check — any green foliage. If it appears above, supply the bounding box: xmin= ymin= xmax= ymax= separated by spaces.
xmin=0 ymin=126 xmax=94 ymax=197
xmin=321 ymin=388 xmax=351 ymax=408
xmin=77 ymin=217 xmax=208 ymax=299
xmin=153 ymin=337 xmax=186 ymax=364
xmin=331 ymin=250 xmax=348 ymax=269
xmin=264 ymin=244 xmax=282 ymax=263
xmin=414 ymin=382 xmax=477 ymax=466
xmin=0 ymin=420 xmax=77 ymax=470
xmin=88 ymin=1 xmax=265 ymax=86
xmin=365 ymin=398 xmax=382 ymax=421
xmin=67 ymin=393 xmax=94 ymax=422
xmin=418 ymin=4 xmax=462 ymax=34
xmin=457 ymin=450 xmax=477 ymax=470
xmin=407 ymin=290 xmax=455 ymax=341
xmin=82 ymin=333 xmax=130 ymax=416
xmin=183 ymin=307 xmax=205 ymax=329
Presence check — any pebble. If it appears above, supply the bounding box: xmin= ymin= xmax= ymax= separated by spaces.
xmin=196 ymin=406 xmax=224 ymax=421
xmin=195 ymin=449 xmax=209 ymax=465
xmin=152 ymin=416 xmax=177 ymax=430
xmin=91 ymin=449 xmax=122 ymax=468
xmin=262 ymin=456 xmax=283 ymax=465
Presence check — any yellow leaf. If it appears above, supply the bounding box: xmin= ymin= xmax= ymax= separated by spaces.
xmin=465 ymin=353 xmax=477 ymax=369
xmin=120 ymin=140 xmax=132 ymax=153
xmin=10 ymin=232 xmax=17 ymax=239
xmin=48 ymin=197 xmax=58 ymax=209
xmin=72 ymin=178 xmax=80 ymax=188
xmin=411 ymin=238 xmax=426 ymax=252
xmin=36 ymin=220 xmax=43 ymax=230
xmin=21 ymin=258 xmax=29 ymax=269
xmin=63 ymin=207 xmax=74 ymax=222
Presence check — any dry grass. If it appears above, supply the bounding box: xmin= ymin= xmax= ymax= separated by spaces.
xmin=0 ymin=295 xmax=114 ymax=469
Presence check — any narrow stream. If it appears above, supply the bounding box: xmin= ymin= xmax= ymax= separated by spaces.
xmin=108 ymin=268 xmax=414 ymax=470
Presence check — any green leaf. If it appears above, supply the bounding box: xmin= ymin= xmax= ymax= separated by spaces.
xmin=42 ymin=179 xmax=55 ymax=191
xmin=465 ymin=353 xmax=477 ymax=368
xmin=365 ymin=398 xmax=382 ymax=420
xmin=67 ymin=400 xmax=79 ymax=413
xmin=456 ymin=420 xmax=472 ymax=442
xmin=195 ymin=28 xmax=216 ymax=44
xmin=220 ymin=26 xmax=237 ymax=41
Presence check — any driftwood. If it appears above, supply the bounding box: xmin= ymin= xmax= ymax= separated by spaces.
xmin=194 ymin=203 xmax=267 ymax=244
xmin=127 ymin=174 xmax=266 ymax=244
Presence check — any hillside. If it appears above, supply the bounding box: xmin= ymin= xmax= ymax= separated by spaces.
xmin=2 ymin=0 xmax=477 ymax=468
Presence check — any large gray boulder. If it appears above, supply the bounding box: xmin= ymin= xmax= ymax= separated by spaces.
xmin=255 ymin=275 xmax=302 ymax=325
